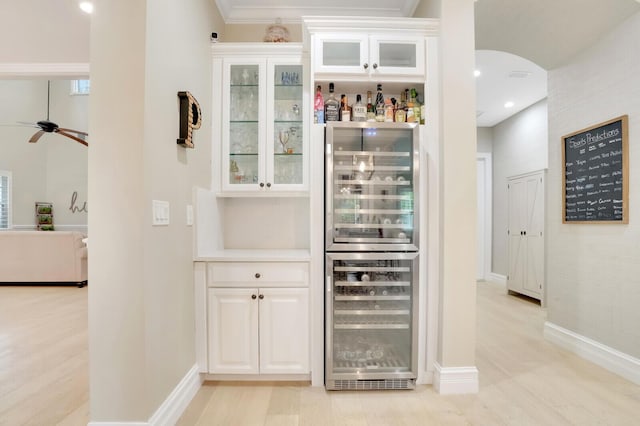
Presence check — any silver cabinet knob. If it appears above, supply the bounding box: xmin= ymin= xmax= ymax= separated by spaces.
xmin=255 ymin=273 xmax=261 ymax=279
xmin=266 ymin=182 xmax=271 ymax=188
xmin=372 ymin=63 xmax=378 ymax=69
xmin=363 ymin=63 xmax=369 ymax=69
xmin=251 ymin=294 xmax=257 ymax=300
xmin=258 ymin=294 xmax=264 ymax=300
xmin=259 ymin=182 xmax=265 ymax=188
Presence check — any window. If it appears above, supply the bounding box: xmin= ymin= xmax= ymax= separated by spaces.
xmin=0 ymin=171 xmax=12 ymax=229
xmin=71 ymin=79 xmax=91 ymax=95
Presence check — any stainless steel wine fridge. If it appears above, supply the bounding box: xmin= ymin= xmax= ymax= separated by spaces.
xmin=325 ymin=122 xmax=419 ymax=390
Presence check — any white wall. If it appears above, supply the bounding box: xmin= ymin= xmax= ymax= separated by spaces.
xmin=476 ymin=127 xmax=493 ymax=153
xmin=547 ymin=12 xmax=640 ymax=359
xmin=0 ymin=80 xmax=88 ymax=229
xmin=0 ymin=1 xmax=89 ymax=63
xmin=491 ymin=99 xmax=548 ymax=275
xmin=89 ymin=0 xmax=223 ymax=422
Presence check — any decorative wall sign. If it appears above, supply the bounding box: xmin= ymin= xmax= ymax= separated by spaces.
xmin=562 ymin=115 xmax=629 ymax=224
xmin=177 ymin=91 xmax=202 ymax=148
xmin=69 ymin=191 xmax=88 ymax=213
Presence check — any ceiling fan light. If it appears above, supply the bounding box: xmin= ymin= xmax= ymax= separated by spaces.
xmin=79 ymin=1 xmax=94 ymax=14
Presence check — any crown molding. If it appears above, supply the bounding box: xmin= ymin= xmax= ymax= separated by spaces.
xmin=0 ymin=63 xmax=89 ymax=78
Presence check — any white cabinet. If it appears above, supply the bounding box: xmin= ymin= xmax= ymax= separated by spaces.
xmin=304 ymin=17 xmax=434 ymax=83
xmin=207 ymin=261 xmax=310 ymax=375
xmin=508 ymin=171 xmax=545 ymax=301
xmin=312 ymin=33 xmax=425 ymax=78
xmin=212 ymin=44 xmax=308 ymax=195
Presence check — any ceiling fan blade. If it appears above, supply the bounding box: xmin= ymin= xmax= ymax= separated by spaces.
xmin=29 ymin=130 xmax=46 ymax=143
xmin=14 ymin=121 xmax=40 ymax=128
xmin=57 ymin=127 xmax=88 ymax=136
xmin=56 ymin=129 xmax=89 ymax=146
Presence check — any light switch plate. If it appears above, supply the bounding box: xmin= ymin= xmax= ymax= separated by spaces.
xmin=152 ymin=200 xmax=170 ymax=226
xmin=186 ymin=204 xmax=193 ymax=226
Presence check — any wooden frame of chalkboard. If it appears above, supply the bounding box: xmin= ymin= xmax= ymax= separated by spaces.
xmin=562 ymin=115 xmax=629 ymax=224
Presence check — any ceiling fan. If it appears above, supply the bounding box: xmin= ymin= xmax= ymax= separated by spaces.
xmin=19 ymin=80 xmax=89 ymax=147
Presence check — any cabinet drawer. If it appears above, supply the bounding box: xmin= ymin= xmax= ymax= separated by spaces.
xmin=208 ymin=262 xmax=309 ymax=288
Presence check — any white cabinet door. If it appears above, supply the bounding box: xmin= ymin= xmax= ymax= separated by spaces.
xmin=258 ymin=288 xmax=309 ymax=374
xmin=369 ymin=36 xmax=425 ymax=77
xmin=208 ymin=288 xmax=259 ymax=374
xmin=313 ymin=33 xmax=369 ymax=75
xmin=218 ymin=52 xmax=307 ymax=194
xmin=221 ymin=58 xmax=267 ymax=193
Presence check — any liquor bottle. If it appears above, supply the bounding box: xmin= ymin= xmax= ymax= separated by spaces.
xmin=384 ymin=98 xmax=394 ymax=122
xmin=314 ymin=85 xmax=324 ymax=124
xmin=411 ymin=88 xmax=421 ymax=125
xmin=406 ymin=99 xmax=415 ymax=123
xmin=403 ymin=89 xmax=410 ymax=120
xmin=352 ymin=94 xmax=367 ymax=122
xmin=395 ymin=94 xmax=406 ymax=123
xmin=375 ymin=84 xmax=385 ymax=122
xmin=366 ymin=91 xmax=376 ymax=122
xmin=340 ymin=94 xmax=351 ymax=122
xmin=419 ymin=93 xmax=426 ymax=124
xmin=324 ymin=83 xmax=340 ymax=122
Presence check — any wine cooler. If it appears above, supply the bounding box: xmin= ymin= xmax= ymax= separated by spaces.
xmin=325 ymin=122 xmax=420 ymax=390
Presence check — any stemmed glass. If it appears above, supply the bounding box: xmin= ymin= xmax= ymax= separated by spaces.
xmin=278 ymin=130 xmax=290 ymax=153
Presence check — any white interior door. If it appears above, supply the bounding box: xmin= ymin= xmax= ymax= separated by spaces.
xmin=524 ymin=174 xmax=544 ymax=294
xmin=508 ymin=179 xmax=526 ymax=293
xmin=507 ymin=171 xmax=545 ymax=300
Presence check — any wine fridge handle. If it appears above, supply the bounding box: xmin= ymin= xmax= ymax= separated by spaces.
xmin=326 ymin=276 xmax=331 ymax=293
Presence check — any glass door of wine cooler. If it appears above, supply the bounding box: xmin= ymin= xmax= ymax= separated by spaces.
xmin=326 ymin=122 xmax=419 ymax=251
xmin=326 ymin=252 xmax=418 ymax=390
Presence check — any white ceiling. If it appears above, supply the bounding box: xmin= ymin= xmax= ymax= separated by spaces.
xmin=475 ymin=50 xmax=547 ymax=127
xmin=214 ymin=0 xmax=420 ymax=23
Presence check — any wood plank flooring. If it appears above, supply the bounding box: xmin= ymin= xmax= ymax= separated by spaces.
xmin=178 ymin=281 xmax=640 ymax=426
xmin=0 ymin=285 xmax=89 ymax=426
xmin=2 ymin=281 xmax=639 ymax=425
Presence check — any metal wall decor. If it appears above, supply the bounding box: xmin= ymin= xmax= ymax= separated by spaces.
xmin=177 ymin=91 xmax=202 ymax=148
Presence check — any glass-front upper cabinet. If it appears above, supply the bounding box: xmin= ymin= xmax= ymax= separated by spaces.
xmin=218 ymin=50 xmax=307 ymax=194
xmin=312 ymin=33 xmax=424 ymax=78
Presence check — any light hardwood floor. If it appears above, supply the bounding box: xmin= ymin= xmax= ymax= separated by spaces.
xmin=2 ymin=282 xmax=639 ymax=425
xmin=0 ymin=285 xmax=89 ymax=426
xmin=178 ymin=281 xmax=640 ymax=426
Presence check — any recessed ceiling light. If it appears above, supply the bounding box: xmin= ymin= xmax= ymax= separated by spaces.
xmin=474 ymin=70 xmax=481 ymax=77
xmin=504 ymin=101 xmax=515 ymax=108
xmin=79 ymin=1 xmax=94 ymax=14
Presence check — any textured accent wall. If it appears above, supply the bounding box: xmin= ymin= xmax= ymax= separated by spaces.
xmin=547 ymin=12 xmax=640 ymax=358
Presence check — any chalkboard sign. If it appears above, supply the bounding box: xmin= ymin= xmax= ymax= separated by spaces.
xmin=562 ymin=115 xmax=628 ymax=224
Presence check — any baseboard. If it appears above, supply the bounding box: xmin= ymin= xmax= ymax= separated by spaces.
xmin=433 ymin=363 xmax=479 ymax=394
xmin=88 ymin=364 xmax=203 ymax=426
xmin=544 ymin=322 xmax=640 ymax=386
xmin=488 ymin=272 xmax=507 ymax=285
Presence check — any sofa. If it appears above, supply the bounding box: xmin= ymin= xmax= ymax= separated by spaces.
xmin=0 ymin=231 xmax=87 ymax=286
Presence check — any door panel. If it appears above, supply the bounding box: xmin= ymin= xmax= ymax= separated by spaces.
xmin=208 ymin=288 xmax=259 ymax=374
xmin=259 ymin=288 xmax=309 ymax=374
